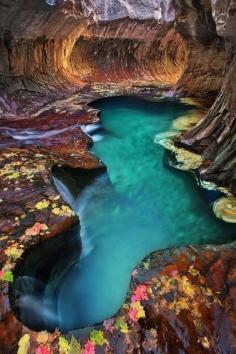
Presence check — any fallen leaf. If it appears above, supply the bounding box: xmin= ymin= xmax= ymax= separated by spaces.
xmin=17 ymin=334 xmax=30 ymax=354
xmin=35 ymin=200 xmax=50 ymax=210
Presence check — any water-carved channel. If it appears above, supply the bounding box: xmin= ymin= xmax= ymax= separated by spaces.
xmin=12 ymin=96 xmax=236 ymax=332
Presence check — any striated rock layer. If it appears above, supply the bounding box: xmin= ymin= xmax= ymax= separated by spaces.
xmin=0 ymin=1 xmax=232 ymax=185
xmin=181 ymin=0 xmax=236 ymax=194
xmin=0 ymin=0 xmax=226 ymax=97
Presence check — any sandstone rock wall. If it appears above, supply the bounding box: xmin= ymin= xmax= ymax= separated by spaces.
xmin=0 ymin=0 xmax=226 ymax=97
xmin=0 ymin=0 xmax=235 ymax=191
xmin=181 ymin=0 xmax=236 ymax=193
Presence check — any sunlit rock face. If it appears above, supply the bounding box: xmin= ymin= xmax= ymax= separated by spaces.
xmin=0 ymin=3 xmax=232 ymax=185
xmin=0 ymin=0 xmax=226 ymax=97
xmin=70 ymin=26 xmax=187 ymax=85
xmin=0 ymin=0 xmax=231 ymax=195
xmin=0 ymin=0 xmax=181 ymax=91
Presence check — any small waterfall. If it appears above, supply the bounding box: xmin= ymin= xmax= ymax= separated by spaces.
xmin=81 ymin=123 xmax=104 ymax=142
xmin=53 ymin=168 xmax=110 ymax=259
xmin=53 ymin=175 xmax=75 ymax=208
xmin=14 ymin=276 xmax=58 ymax=330
xmin=73 ymin=173 xmax=110 ymax=258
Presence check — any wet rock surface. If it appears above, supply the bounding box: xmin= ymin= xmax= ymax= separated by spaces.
xmin=180 ymin=0 xmax=236 ymax=194
xmin=0 ymin=89 xmax=106 ymax=353
xmin=0 ymin=0 xmax=235 ymax=353
xmin=8 ymin=243 xmax=236 ymax=353
xmin=0 ymin=88 xmax=234 ymax=353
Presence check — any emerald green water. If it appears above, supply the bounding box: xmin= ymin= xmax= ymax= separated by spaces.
xmin=13 ymin=96 xmax=236 ymax=332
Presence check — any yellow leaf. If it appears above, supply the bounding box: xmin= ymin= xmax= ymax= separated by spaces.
xmin=5 ymin=243 xmax=24 ymax=261
xmin=52 ymin=207 xmax=61 ymax=216
xmin=35 ymin=200 xmax=50 ymax=210
xmin=59 ymin=336 xmax=70 ymax=354
xmin=132 ymin=302 xmax=145 ymax=319
xmin=6 ymin=172 xmax=20 ymax=180
xmin=181 ymin=277 xmax=195 ymax=298
xmin=36 ymin=331 xmax=49 ymax=344
xmin=52 ymin=205 xmax=74 ymax=217
xmin=17 ymin=334 xmax=30 ymax=354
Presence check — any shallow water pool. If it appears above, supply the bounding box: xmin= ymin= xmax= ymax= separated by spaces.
xmin=13 ymin=96 xmax=236 ymax=332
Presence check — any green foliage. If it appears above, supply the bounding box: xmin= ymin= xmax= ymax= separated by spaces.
xmin=59 ymin=337 xmax=70 ymax=354
xmin=68 ymin=336 xmax=82 ymax=354
xmin=115 ymin=318 xmax=129 ymax=334
xmin=2 ymin=270 xmax=14 ymax=282
xmin=59 ymin=336 xmax=82 ymax=354
xmin=90 ymin=330 xmax=107 ymax=345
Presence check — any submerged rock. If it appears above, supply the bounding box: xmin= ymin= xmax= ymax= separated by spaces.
xmin=213 ymin=196 xmax=236 ymax=223
xmin=155 ymin=131 xmax=203 ymax=170
xmin=172 ymin=111 xmax=204 ymax=131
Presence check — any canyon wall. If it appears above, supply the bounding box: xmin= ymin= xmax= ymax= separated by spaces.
xmin=181 ymin=0 xmax=236 ymax=194
xmin=0 ymin=0 xmax=226 ymax=97
xmin=0 ymin=1 xmax=236 ymax=353
xmin=0 ymin=1 xmax=234 ymax=190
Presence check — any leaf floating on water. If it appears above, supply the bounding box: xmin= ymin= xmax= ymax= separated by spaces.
xmin=17 ymin=334 xmax=30 ymax=354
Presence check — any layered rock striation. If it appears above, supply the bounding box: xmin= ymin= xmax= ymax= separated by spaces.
xmin=181 ymin=0 xmax=236 ymax=194
xmin=0 ymin=0 xmax=226 ymax=97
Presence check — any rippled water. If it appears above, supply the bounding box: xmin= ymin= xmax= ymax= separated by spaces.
xmin=13 ymin=96 xmax=236 ymax=332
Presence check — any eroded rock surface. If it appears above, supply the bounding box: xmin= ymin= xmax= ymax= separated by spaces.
xmin=181 ymin=0 xmax=236 ymax=194
xmin=11 ymin=243 xmax=236 ymax=353
xmin=0 ymin=0 xmax=235 ymax=353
